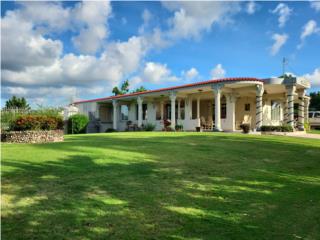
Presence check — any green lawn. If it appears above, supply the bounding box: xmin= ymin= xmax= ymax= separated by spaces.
xmin=308 ymin=129 xmax=320 ymax=134
xmin=2 ymin=132 xmax=320 ymax=240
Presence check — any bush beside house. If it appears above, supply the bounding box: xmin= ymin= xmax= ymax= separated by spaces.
xmin=67 ymin=114 xmax=89 ymax=134
xmin=260 ymin=125 xmax=294 ymax=132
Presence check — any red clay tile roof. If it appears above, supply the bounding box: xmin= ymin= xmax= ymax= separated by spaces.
xmin=73 ymin=77 xmax=263 ymax=104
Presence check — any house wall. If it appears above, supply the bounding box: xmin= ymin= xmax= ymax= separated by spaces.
xmin=235 ymin=97 xmax=256 ymax=129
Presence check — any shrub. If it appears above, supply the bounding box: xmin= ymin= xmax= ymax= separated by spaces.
xmin=240 ymin=123 xmax=250 ymax=133
xmin=68 ymin=114 xmax=89 ymax=134
xmin=10 ymin=115 xmax=63 ymax=131
xmin=260 ymin=125 xmax=293 ymax=132
xmin=304 ymin=122 xmax=310 ymax=131
xmin=105 ymin=128 xmax=118 ymax=133
xmin=143 ymin=123 xmax=156 ymax=131
xmin=175 ymin=124 xmax=183 ymax=131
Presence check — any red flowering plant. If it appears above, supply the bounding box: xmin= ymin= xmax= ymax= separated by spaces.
xmin=10 ymin=115 xmax=63 ymax=131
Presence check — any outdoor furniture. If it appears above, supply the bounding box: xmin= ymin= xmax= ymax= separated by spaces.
xmin=201 ymin=116 xmax=213 ymax=130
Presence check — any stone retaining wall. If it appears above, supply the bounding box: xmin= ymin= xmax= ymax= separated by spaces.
xmin=1 ymin=130 xmax=64 ymax=143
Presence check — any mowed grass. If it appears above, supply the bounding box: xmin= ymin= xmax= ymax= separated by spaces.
xmin=308 ymin=129 xmax=320 ymax=134
xmin=2 ymin=132 xmax=320 ymax=240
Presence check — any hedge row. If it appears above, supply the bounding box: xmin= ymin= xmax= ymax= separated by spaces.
xmin=10 ymin=115 xmax=63 ymax=131
xmin=260 ymin=125 xmax=293 ymax=132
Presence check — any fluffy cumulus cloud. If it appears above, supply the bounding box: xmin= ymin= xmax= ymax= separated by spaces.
xmin=1 ymin=10 xmax=63 ymax=71
xmin=304 ymin=68 xmax=320 ymax=88
xmin=1 ymin=1 xmax=150 ymax=105
xmin=142 ymin=62 xmax=178 ymax=83
xmin=272 ymin=3 xmax=292 ymax=28
xmin=210 ymin=64 xmax=226 ymax=79
xmin=162 ymin=1 xmax=241 ymax=40
xmin=72 ymin=1 xmax=112 ymax=54
xmin=183 ymin=67 xmax=199 ymax=81
xmin=310 ymin=1 xmax=320 ymax=12
xmin=270 ymin=33 xmax=288 ymax=55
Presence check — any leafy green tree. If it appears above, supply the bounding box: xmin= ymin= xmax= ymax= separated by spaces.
xmin=133 ymin=86 xmax=147 ymax=93
xmin=309 ymin=91 xmax=320 ymax=111
xmin=112 ymin=87 xmax=122 ymax=96
xmin=112 ymin=80 xmax=130 ymax=96
xmin=121 ymin=80 xmax=130 ymax=94
xmin=112 ymin=80 xmax=147 ymax=95
xmin=5 ymin=96 xmax=30 ymax=109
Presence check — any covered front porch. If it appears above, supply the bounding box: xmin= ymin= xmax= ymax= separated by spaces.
xmin=96 ymin=80 xmax=265 ymax=132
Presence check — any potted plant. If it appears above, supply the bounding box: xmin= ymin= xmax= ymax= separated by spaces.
xmin=195 ymin=126 xmax=202 ymax=132
xmin=240 ymin=123 xmax=250 ymax=134
xmin=175 ymin=124 xmax=183 ymax=131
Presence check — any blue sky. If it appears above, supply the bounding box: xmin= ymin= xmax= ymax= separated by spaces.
xmin=1 ymin=1 xmax=320 ymax=107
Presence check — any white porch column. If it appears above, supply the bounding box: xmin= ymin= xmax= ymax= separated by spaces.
xmin=283 ymin=93 xmax=288 ymax=123
xmin=137 ymin=96 xmax=143 ymax=127
xmin=255 ymin=84 xmax=264 ymax=130
xmin=213 ymin=84 xmax=223 ymax=131
xmin=196 ymin=97 xmax=200 ymax=127
xmin=170 ymin=92 xmax=176 ymax=129
xmin=160 ymin=101 xmax=164 ymax=120
xmin=286 ymin=85 xmax=296 ymax=128
xmin=178 ymin=99 xmax=181 ymax=120
xmin=112 ymin=100 xmax=118 ymax=130
xmin=304 ymin=97 xmax=310 ymax=123
xmin=298 ymin=90 xmax=305 ymax=130
xmin=226 ymin=94 xmax=236 ymax=131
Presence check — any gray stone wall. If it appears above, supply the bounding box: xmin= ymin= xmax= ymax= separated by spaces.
xmin=1 ymin=130 xmax=64 ymax=143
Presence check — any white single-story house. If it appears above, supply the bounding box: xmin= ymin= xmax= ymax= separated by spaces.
xmin=72 ymin=75 xmax=311 ymax=132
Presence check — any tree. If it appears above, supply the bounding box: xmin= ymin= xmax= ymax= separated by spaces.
xmin=121 ymin=80 xmax=129 ymax=94
xmin=133 ymin=86 xmax=147 ymax=93
xmin=5 ymin=96 xmax=30 ymax=109
xmin=112 ymin=80 xmax=130 ymax=96
xmin=112 ymin=87 xmax=121 ymax=96
xmin=112 ymin=79 xmax=147 ymax=95
xmin=309 ymin=91 xmax=320 ymax=111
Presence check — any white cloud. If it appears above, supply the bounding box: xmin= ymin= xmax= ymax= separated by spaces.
xmin=270 ymin=33 xmax=288 ymax=56
xmin=246 ymin=1 xmax=258 ymax=15
xmin=304 ymin=68 xmax=320 ymax=87
xmin=72 ymin=1 xmax=112 ymax=54
xmin=1 ymin=11 xmax=62 ymax=71
xmin=310 ymin=1 xmax=320 ymax=12
xmin=183 ymin=67 xmax=199 ymax=81
xmin=17 ymin=1 xmax=71 ymax=32
xmin=272 ymin=3 xmax=292 ymax=28
xmin=301 ymin=20 xmax=319 ymax=40
xmin=210 ymin=64 xmax=226 ymax=79
xmin=142 ymin=62 xmax=178 ymax=83
xmin=162 ymin=1 xmax=241 ymax=40
xmin=298 ymin=20 xmax=320 ymax=49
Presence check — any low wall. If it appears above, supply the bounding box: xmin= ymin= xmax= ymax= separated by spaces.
xmin=1 ymin=130 xmax=64 ymax=143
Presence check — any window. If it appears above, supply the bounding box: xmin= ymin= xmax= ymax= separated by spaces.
xmin=121 ymin=105 xmax=128 ymax=120
xmin=221 ymin=103 xmax=226 ymax=119
xmin=245 ymin=103 xmax=250 ymax=111
xmin=156 ymin=103 xmax=161 ymax=120
xmin=271 ymin=101 xmax=281 ymax=120
xmin=192 ymin=101 xmax=197 ymax=119
xmin=212 ymin=103 xmax=226 ymax=119
xmin=309 ymin=112 xmax=314 ymax=118
xmin=315 ymin=112 xmax=320 ymax=118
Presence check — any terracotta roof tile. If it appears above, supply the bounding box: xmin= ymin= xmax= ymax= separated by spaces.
xmin=74 ymin=77 xmax=263 ymax=104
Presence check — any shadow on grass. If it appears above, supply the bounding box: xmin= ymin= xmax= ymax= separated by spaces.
xmin=2 ymin=133 xmax=320 ymax=239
